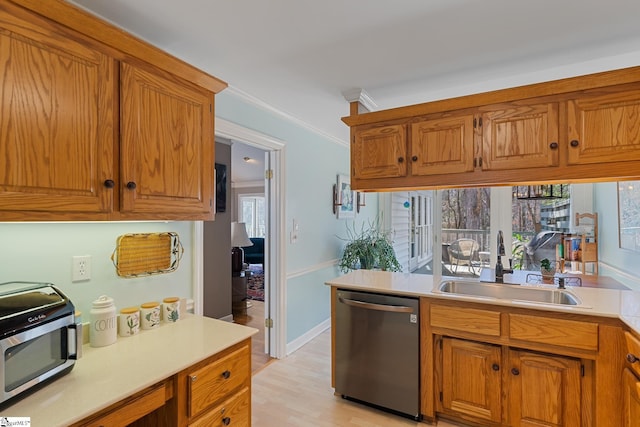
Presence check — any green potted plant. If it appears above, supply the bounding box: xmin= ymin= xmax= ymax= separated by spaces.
xmin=540 ymin=258 xmax=555 ymax=284
xmin=338 ymin=217 xmax=402 ymax=273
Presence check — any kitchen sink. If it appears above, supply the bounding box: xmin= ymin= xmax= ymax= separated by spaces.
xmin=438 ymin=281 xmax=581 ymax=305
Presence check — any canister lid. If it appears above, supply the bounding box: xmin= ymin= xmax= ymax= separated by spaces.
xmin=163 ymin=297 xmax=179 ymax=303
xmin=120 ymin=307 xmax=138 ymax=314
xmin=92 ymin=295 xmax=114 ymax=309
xmin=141 ymin=301 xmax=159 ymax=309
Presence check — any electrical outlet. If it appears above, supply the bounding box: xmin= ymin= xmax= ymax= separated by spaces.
xmin=72 ymin=255 xmax=92 ymax=282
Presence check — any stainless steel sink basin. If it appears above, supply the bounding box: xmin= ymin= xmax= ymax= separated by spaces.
xmin=438 ymin=281 xmax=581 ymax=305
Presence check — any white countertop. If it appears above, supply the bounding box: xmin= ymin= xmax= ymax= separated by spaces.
xmin=1 ymin=315 xmax=257 ymax=426
xmin=326 ymin=270 xmax=640 ymax=334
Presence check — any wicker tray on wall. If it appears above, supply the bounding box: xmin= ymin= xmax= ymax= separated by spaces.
xmin=111 ymin=232 xmax=184 ymax=278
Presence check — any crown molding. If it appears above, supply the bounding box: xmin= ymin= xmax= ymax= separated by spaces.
xmin=341 ymin=88 xmax=378 ymax=113
xmin=215 ymin=117 xmax=285 ymax=150
xmin=224 ymin=85 xmax=348 ymax=148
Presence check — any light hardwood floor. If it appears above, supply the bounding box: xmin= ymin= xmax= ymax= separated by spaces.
xmin=252 ymin=328 xmax=464 ymax=426
xmin=233 ymin=300 xmax=274 ymax=373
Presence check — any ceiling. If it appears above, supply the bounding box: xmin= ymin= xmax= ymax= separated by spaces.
xmin=71 ymin=0 xmax=640 ymax=147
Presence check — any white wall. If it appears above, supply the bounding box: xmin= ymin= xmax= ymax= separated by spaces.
xmin=0 ymin=221 xmax=195 ymax=317
xmin=594 ymin=182 xmax=640 ymax=290
xmin=216 ymin=90 xmax=380 ymax=345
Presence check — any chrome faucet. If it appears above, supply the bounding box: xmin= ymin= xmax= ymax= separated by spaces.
xmin=495 ymin=230 xmax=513 ymax=283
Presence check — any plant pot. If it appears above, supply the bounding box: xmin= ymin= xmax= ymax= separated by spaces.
xmin=541 ymin=268 xmax=555 ymax=284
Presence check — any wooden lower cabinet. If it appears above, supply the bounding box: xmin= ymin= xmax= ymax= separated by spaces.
xmin=507 ymin=349 xmax=582 ymax=427
xmin=436 ymin=337 xmax=583 ymax=427
xmin=624 ymin=369 xmax=640 ymax=427
xmin=73 ymin=339 xmax=251 ymax=427
xmin=438 ymin=337 xmax=501 ymax=423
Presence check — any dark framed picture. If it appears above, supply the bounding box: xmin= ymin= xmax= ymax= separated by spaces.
xmin=215 ymin=163 xmax=227 ymax=212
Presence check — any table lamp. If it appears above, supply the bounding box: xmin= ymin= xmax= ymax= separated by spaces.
xmin=231 ymin=222 xmax=253 ymax=273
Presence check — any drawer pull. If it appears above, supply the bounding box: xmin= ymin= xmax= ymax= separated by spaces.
xmin=627 ymin=353 xmax=639 ymax=364
xmin=222 ymin=416 xmax=231 ymax=425
xmin=190 ymin=375 xmax=197 ymax=382
xmin=221 ymin=370 xmax=231 ymax=379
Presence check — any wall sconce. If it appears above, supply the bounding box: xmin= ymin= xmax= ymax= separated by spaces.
xmin=332 ymin=184 xmax=341 ymax=214
xmin=356 ymin=192 xmax=366 ymax=213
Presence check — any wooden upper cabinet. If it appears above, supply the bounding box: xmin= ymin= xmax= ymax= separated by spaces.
xmin=120 ymin=63 xmax=214 ymax=218
xmin=0 ymin=6 xmax=114 ymax=215
xmin=410 ymin=114 xmax=474 ymax=176
xmin=481 ymin=101 xmax=559 ymax=171
xmin=352 ymin=124 xmax=407 ymax=179
xmin=507 ymin=349 xmax=581 ymax=427
xmin=567 ymin=85 xmax=640 ymax=165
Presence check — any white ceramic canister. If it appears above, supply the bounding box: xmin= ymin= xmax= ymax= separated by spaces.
xmin=162 ymin=297 xmax=180 ymax=323
xmin=140 ymin=301 xmax=161 ymax=330
xmin=90 ymin=295 xmax=117 ymax=347
xmin=118 ymin=307 xmax=140 ymax=337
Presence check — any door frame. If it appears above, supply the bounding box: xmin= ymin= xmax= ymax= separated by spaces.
xmin=201 ymin=117 xmax=286 ymax=359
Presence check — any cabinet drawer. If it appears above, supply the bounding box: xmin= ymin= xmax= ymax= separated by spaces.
xmin=509 ymin=314 xmax=598 ymax=351
xmin=431 ymin=305 xmax=501 ymax=337
xmin=188 ymin=344 xmax=250 ymax=417
xmin=625 ymin=331 xmax=640 ymax=378
xmin=81 ymin=381 xmax=169 ymax=427
xmin=189 ymin=387 xmax=250 ymax=427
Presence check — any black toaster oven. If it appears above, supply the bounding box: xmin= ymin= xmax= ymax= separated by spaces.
xmin=0 ymin=282 xmax=81 ymax=407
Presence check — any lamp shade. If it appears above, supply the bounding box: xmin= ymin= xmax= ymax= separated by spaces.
xmin=231 ymin=222 xmax=253 ymax=247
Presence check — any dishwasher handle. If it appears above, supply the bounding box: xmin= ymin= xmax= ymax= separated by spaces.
xmin=338 ymin=296 xmax=415 ymax=313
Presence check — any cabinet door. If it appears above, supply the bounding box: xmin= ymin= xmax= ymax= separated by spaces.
xmin=439 ymin=337 xmax=501 ymax=423
xmin=567 ymin=86 xmax=640 ymax=165
xmin=624 ymin=369 xmax=640 ymax=427
xmin=0 ymin=6 xmax=114 ymax=215
xmin=120 ymin=62 xmax=214 ymax=218
xmin=507 ymin=349 xmax=581 ymax=427
xmin=481 ymin=101 xmax=559 ymax=171
xmin=410 ymin=114 xmax=474 ymax=176
xmin=352 ymin=124 xmax=407 ymax=179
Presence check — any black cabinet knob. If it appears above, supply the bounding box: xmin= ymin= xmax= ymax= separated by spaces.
xmin=492 ymin=363 xmax=500 ymax=371
xmin=570 ymin=140 xmax=579 ymax=147
xmin=511 ymin=368 xmax=520 ymax=376
xmin=411 ymin=155 xmax=418 ymax=162
xmin=221 ymin=370 xmax=231 ymax=379
xmin=549 ymin=142 xmax=558 ymax=149
xmin=222 ymin=417 xmax=231 ymax=426
xmin=627 ymin=353 xmax=639 ymax=364
xmin=103 ymin=179 xmax=115 ymax=188
xmin=398 ymin=157 xmax=404 ymax=163
xmin=126 ymin=181 xmax=137 ymax=190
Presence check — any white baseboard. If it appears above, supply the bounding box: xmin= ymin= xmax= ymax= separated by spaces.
xmin=286 ymin=317 xmax=331 ymax=356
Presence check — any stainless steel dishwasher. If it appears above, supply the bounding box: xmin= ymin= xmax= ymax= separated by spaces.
xmin=334 ymin=289 xmax=420 ymax=420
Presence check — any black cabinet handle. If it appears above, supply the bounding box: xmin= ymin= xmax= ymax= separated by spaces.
xmin=222 ymin=417 xmax=231 ymax=426
xmin=103 ymin=179 xmax=115 ymax=188
xmin=411 ymin=155 xmax=418 ymax=162
xmin=570 ymin=140 xmax=579 ymax=147
xmin=511 ymin=368 xmax=520 ymax=376
xmin=126 ymin=181 xmax=137 ymax=190
xmin=398 ymin=157 xmax=404 ymax=163
xmin=549 ymin=142 xmax=558 ymax=149
xmin=627 ymin=353 xmax=639 ymax=364
xmin=492 ymin=363 xmax=500 ymax=371
xmin=221 ymin=370 xmax=231 ymax=379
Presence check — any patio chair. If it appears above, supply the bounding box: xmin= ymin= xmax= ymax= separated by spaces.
xmin=448 ymin=238 xmax=480 ymax=274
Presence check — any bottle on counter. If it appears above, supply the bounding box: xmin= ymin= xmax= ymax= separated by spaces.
xmin=90 ymin=295 xmax=117 ymax=347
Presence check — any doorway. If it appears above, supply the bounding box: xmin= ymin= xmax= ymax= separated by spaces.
xmin=213 ymin=118 xmax=286 ymax=361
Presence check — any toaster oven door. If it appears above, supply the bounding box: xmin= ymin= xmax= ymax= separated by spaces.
xmin=0 ymin=315 xmax=79 ymax=404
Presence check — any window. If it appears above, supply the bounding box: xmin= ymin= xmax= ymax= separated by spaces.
xmin=239 ymin=195 xmax=265 ymax=237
